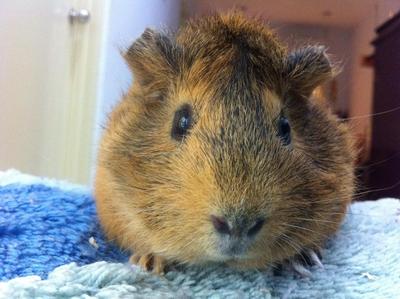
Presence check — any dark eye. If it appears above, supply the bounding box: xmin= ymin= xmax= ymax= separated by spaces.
xmin=171 ymin=104 xmax=193 ymax=141
xmin=277 ymin=116 xmax=291 ymax=145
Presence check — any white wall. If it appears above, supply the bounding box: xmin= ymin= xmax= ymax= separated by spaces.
xmin=93 ymin=0 xmax=181 ymax=162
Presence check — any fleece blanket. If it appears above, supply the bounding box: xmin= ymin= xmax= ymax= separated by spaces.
xmin=0 ymin=169 xmax=399 ymax=298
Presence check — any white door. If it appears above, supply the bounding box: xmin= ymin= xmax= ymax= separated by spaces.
xmin=0 ymin=0 xmax=107 ymax=185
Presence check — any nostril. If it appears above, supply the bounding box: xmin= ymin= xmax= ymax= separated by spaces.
xmin=211 ymin=215 xmax=231 ymax=235
xmin=247 ymin=218 xmax=265 ymax=237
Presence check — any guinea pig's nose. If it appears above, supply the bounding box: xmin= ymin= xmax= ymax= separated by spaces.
xmin=210 ymin=215 xmax=231 ymax=235
xmin=210 ymin=215 xmax=265 ymax=237
xmin=247 ymin=218 xmax=265 ymax=237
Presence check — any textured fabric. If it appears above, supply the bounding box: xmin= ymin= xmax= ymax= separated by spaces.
xmin=0 ymin=183 xmax=127 ymax=280
xmin=0 ymin=169 xmax=399 ymax=298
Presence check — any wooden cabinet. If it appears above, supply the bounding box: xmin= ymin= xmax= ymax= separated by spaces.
xmin=368 ymin=11 xmax=400 ymax=199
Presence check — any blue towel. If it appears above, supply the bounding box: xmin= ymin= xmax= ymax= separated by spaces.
xmin=0 ymin=183 xmax=127 ymax=281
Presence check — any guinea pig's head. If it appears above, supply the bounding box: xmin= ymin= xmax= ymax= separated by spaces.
xmin=115 ymin=14 xmax=355 ymax=267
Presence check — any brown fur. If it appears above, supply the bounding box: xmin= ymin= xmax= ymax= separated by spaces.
xmin=94 ymin=13 xmax=355 ymax=272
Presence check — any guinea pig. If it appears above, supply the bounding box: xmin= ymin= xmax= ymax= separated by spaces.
xmin=94 ymin=13 xmax=355 ymax=275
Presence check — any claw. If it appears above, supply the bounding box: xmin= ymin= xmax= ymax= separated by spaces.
xmin=274 ymin=248 xmax=324 ymax=278
xmin=306 ymin=249 xmax=324 ymax=269
xmin=290 ymin=260 xmax=312 ymax=278
xmin=129 ymin=253 xmax=166 ymax=275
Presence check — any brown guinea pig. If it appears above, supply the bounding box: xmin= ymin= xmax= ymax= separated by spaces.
xmin=94 ymin=13 xmax=355 ymax=275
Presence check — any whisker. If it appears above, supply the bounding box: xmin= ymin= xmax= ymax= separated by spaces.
xmin=318 ymin=211 xmax=383 ymax=217
xmin=357 ymin=151 xmax=400 ymax=169
xmin=281 ymin=223 xmax=317 ymax=234
xmin=355 ymin=179 xmax=400 ymax=195
xmin=280 ymin=224 xmax=329 ymax=246
xmin=291 ymin=217 xmax=339 ymax=225
xmin=343 ymin=105 xmax=400 ymax=121
xmin=278 ymin=232 xmax=308 ymax=263
xmin=281 ymin=229 xmax=327 ymax=257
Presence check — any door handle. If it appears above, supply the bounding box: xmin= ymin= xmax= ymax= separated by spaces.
xmin=69 ymin=8 xmax=90 ymax=24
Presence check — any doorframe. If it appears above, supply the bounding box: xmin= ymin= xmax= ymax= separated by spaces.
xmin=49 ymin=0 xmax=109 ymax=185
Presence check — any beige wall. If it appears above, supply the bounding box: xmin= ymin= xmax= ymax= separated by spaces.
xmin=0 ymin=1 xmax=69 ymax=176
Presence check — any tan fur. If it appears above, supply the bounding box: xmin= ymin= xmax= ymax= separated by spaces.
xmin=94 ymin=13 xmax=355 ymax=273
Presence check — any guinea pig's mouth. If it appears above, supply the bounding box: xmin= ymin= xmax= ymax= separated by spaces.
xmin=212 ymin=236 xmax=255 ymax=262
xmin=211 ymin=253 xmax=249 ymax=263
xmin=221 ymin=254 xmax=251 ymax=262
xmin=212 ymin=251 xmax=260 ymax=265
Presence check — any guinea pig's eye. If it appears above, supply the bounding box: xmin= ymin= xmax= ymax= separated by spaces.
xmin=277 ymin=116 xmax=291 ymax=146
xmin=171 ymin=104 xmax=193 ymax=141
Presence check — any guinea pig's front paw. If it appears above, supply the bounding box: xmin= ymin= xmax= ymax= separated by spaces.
xmin=129 ymin=253 xmax=167 ymax=275
xmin=275 ymin=248 xmax=324 ymax=278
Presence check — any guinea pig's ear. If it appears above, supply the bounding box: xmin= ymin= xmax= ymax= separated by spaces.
xmin=124 ymin=29 xmax=180 ymax=97
xmin=285 ymin=46 xmax=337 ymax=97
